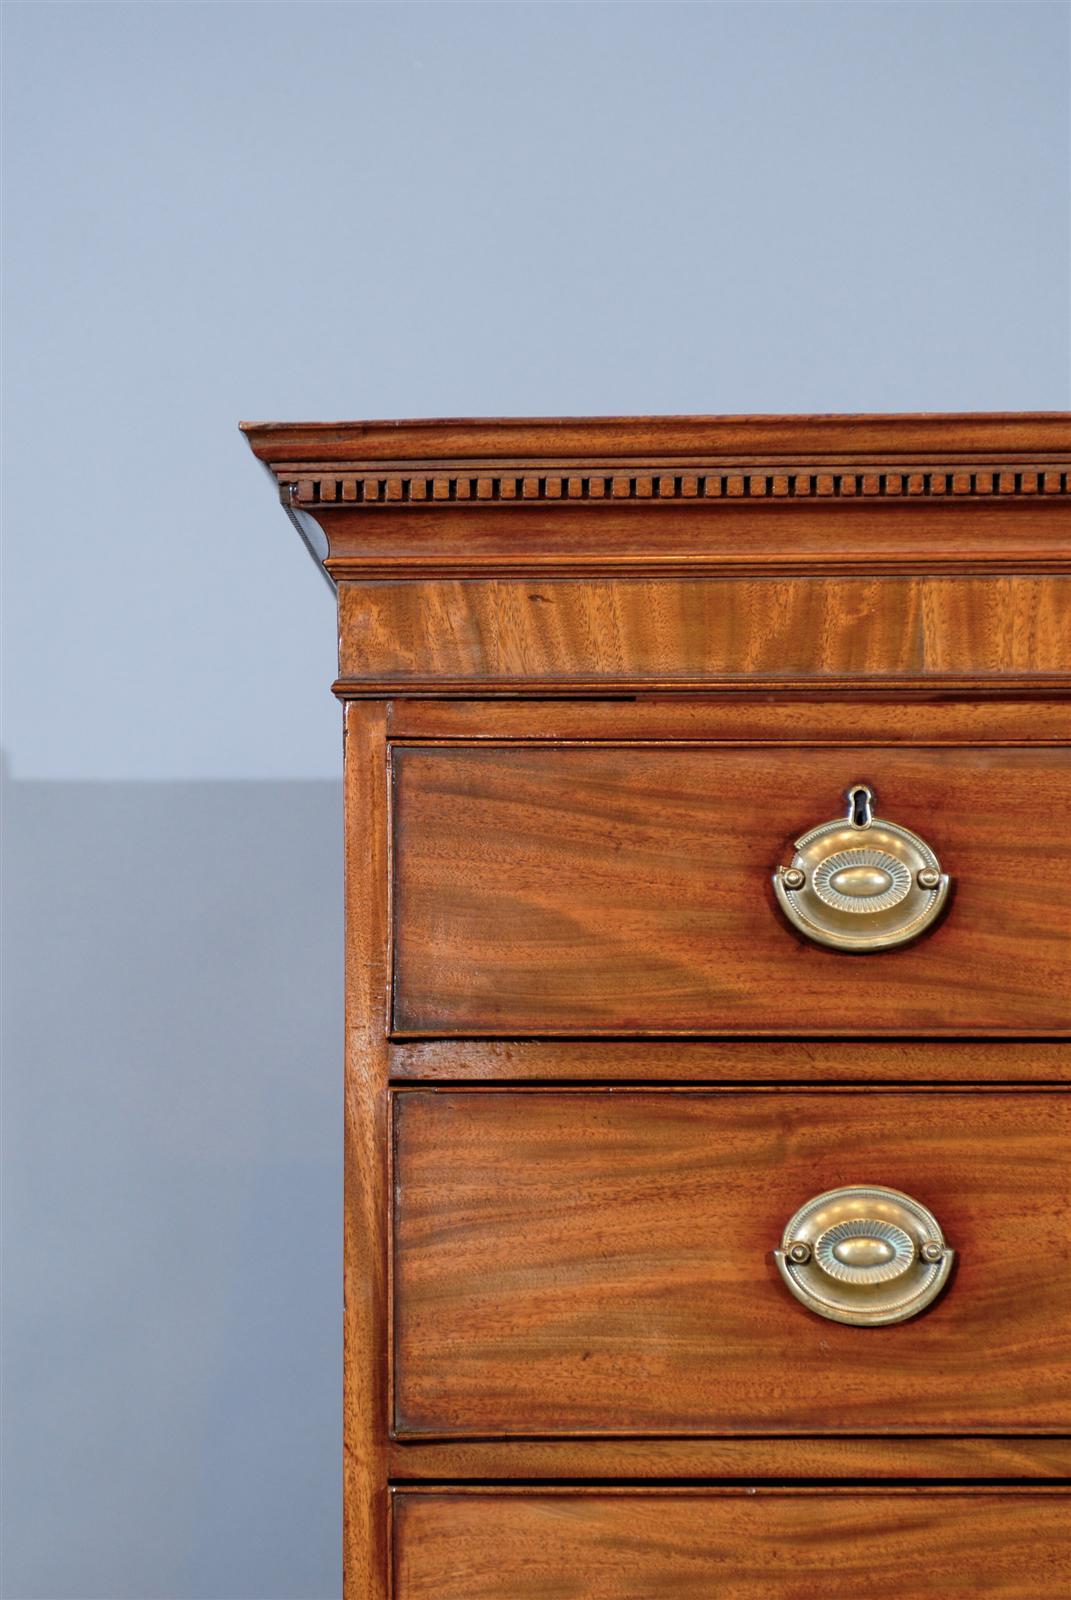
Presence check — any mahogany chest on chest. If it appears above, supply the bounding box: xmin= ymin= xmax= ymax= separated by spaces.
xmin=243 ymin=413 xmax=1071 ymax=1598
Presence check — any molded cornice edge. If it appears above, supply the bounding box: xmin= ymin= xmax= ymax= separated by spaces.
xmin=240 ymin=414 xmax=1071 ymax=584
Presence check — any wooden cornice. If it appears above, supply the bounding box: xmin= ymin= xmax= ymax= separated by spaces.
xmin=241 ymin=411 xmax=1071 ymax=466
xmin=243 ymin=414 xmax=1071 ymax=513
xmin=242 ymin=414 xmax=1071 ymax=698
xmin=241 ymin=413 xmax=1071 ymax=585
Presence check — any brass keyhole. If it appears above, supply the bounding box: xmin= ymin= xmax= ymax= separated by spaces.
xmin=847 ymin=784 xmax=875 ymax=829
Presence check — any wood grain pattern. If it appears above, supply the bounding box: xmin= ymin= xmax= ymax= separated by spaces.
xmin=343 ymin=703 xmax=390 ymax=1600
xmin=387 ymin=1434 xmax=1071 ymax=1480
xmin=390 ymin=1039 xmax=1071 ymax=1082
xmin=339 ymin=575 xmax=1069 ymax=687
xmin=391 ymin=744 xmax=1071 ymax=1036
xmin=392 ymin=1090 xmax=1070 ymax=1436
xmin=243 ymin=410 xmax=1071 ymax=463
xmin=388 ymin=698 xmax=1071 ymax=743
xmin=393 ymin=1490 xmax=1071 ymax=1600
xmin=314 ymin=498 xmax=1070 ymax=585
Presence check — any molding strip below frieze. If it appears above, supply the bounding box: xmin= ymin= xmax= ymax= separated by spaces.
xmin=330 ymin=674 xmax=1071 ymax=701
xmin=324 ymin=558 xmax=1071 ymax=580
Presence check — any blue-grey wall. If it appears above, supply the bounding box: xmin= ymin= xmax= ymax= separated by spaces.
xmin=3 ymin=778 xmax=342 ymax=1600
xmin=3 ymin=3 xmax=1068 ymax=1597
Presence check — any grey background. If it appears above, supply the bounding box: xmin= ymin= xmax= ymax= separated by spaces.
xmin=2 ymin=2 xmax=1068 ymax=1596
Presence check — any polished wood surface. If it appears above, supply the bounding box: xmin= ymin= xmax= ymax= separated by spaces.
xmin=391 ymin=1039 xmax=1071 ymax=1082
xmin=243 ymin=414 xmax=1071 ymax=609
xmin=339 ymin=575 xmax=1069 ymax=690
xmin=392 ymin=1090 xmax=1070 ymax=1436
xmin=387 ymin=1434 xmax=1071 ymax=1480
xmin=313 ymin=499 xmax=1071 ymax=593
xmin=392 ymin=744 xmax=1070 ymax=1036
xmin=393 ymin=1489 xmax=1071 ymax=1600
xmin=388 ymin=697 xmax=1071 ymax=742
xmin=242 ymin=416 xmax=1071 ymax=1600
xmin=242 ymin=410 xmax=1071 ymax=462
xmin=343 ymin=703 xmax=391 ymax=1600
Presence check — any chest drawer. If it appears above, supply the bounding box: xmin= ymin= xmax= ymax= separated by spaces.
xmin=392 ymin=1088 xmax=1069 ymax=1438
xmin=393 ymin=1490 xmax=1070 ymax=1600
xmin=391 ymin=740 xmax=1070 ymax=1036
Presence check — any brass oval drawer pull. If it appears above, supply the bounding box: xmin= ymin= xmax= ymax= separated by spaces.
xmin=775 ymin=1185 xmax=954 ymax=1326
xmin=773 ymin=783 xmax=949 ymax=951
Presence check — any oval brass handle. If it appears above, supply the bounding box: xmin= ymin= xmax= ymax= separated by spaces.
xmin=773 ymin=783 xmax=949 ymax=952
xmin=775 ymin=1185 xmax=954 ymax=1326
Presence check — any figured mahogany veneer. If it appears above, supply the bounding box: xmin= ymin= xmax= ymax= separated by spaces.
xmin=392 ymin=741 xmax=1070 ymax=1036
xmin=390 ymin=1038 xmax=1071 ymax=1083
xmin=241 ymin=415 xmax=1071 ymax=1600
xmin=385 ymin=1435 xmax=1071 ymax=1479
xmin=340 ymin=574 xmax=1070 ymax=691
xmin=393 ymin=1490 xmax=1070 ymax=1600
xmin=392 ymin=1089 xmax=1070 ymax=1438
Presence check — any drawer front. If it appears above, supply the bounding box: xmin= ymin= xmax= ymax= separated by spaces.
xmin=393 ymin=1491 xmax=1070 ymax=1600
xmin=392 ymin=1090 xmax=1069 ymax=1437
xmin=391 ymin=744 xmax=1070 ymax=1035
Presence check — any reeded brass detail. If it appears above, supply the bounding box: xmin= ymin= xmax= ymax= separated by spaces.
xmin=773 ymin=783 xmax=949 ymax=951
xmin=775 ymin=1184 xmax=954 ymax=1326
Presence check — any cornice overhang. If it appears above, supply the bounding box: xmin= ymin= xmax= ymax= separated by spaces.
xmin=241 ymin=413 xmax=1071 ymax=583
xmin=242 ymin=411 xmax=1071 ymax=463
